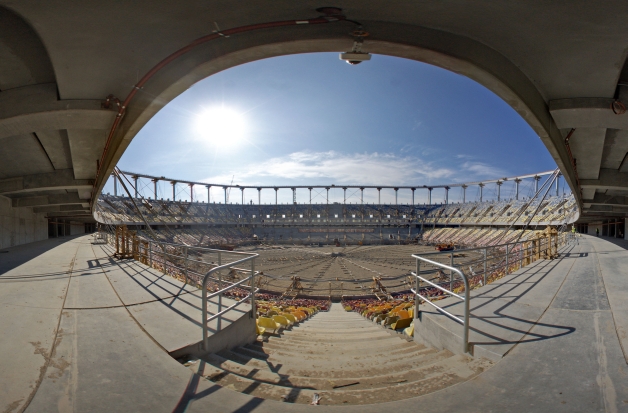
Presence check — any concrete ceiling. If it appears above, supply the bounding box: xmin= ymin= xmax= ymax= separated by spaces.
xmin=2 ymin=1 xmax=628 ymax=223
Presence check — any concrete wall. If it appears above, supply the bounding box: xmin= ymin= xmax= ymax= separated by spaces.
xmin=587 ymin=223 xmax=602 ymax=236
xmin=0 ymin=196 xmax=47 ymax=249
xmin=70 ymin=222 xmax=85 ymax=235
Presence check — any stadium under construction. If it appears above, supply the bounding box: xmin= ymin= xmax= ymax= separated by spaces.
xmin=3 ymin=2 xmax=628 ymax=412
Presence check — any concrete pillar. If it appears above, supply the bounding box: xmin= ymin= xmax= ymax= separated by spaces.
xmin=274 ymin=188 xmax=278 ymax=205
xmin=206 ymin=185 xmax=211 ymax=203
xmin=479 ymin=183 xmax=484 ymax=202
xmin=377 ymin=188 xmax=381 ymax=204
xmin=514 ymin=179 xmax=521 ymax=200
xmin=326 ymin=187 xmax=330 ymax=204
xmin=427 ymin=187 xmax=432 ymax=205
xmin=292 ymin=188 xmax=296 ymax=204
xmin=153 ymin=179 xmax=159 ymax=200
xmin=257 ymin=188 xmax=261 ymax=205
xmin=462 ymin=184 xmax=467 ymax=203
xmin=360 ymin=187 xmax=364 ymax=204
xmin=113 ymin=174 xmax=118 ymax=196
xmin=534 ymin=176 xmax=540 ymax=193
xmin=224 ymin=186 xmax=228 ymax=204
xmin=556 ymin=174 xmax=561 ymax=196
xmin=496 ymin=181 xmax=502 ymax=201
xmin=343 ymin=187 xmax=347 ymax=204
xmin=308 ymin=187 xmax=312 ymax=204
xmin=445 ymin=186 xmax=450 ymax=205
xmin=190 ymin=183 xmax=194 ymax=202
xmin=133 ymin=175 xmax=138 ymax=198
xmin=394 ymin=188 xmax=399 ymax=205
xmin=172 ymin=181 xmax=176 ymax=201
xmin=241 ymin=187 xmax=245 ymax=205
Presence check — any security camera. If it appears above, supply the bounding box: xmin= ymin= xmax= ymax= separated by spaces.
xmin=339 ymin=52 xmax=371 ymax=65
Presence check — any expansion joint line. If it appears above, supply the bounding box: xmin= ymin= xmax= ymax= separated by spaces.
xmin=590 ymin=240 xmax=628 ymax=364
xmin=19 ymin=243 xmax=80 ymax=413
xmin=92 ymin=11 xmax=360 ymax=204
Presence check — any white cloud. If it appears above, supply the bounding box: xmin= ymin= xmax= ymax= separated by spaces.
xmin=201 ymin=151 xmax=507 ymax=187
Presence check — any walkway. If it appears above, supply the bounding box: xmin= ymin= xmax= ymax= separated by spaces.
xmin=0 ymin=234 xmax=626 ymax=412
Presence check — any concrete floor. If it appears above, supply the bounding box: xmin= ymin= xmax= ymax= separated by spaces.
xmin=1 ymin=234 xmax=627 ymax=412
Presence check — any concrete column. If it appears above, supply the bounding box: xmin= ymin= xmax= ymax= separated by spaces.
xmin=113 ymin=174 xmax=118 ymax=196
xmin=223 ymin=186 xmax=228 ymax=204
xmin=133 ymin=175 xmax=138 ymax=198
xmin=556 ymin=173 xmax=561 ymax=196
xmin=292 ymin=187 xmax=296 ymax=204
xmin=445 ymin=186 xmax=450 ymax=205
xmin=428 ymin=187 xmax=432 ymax=205
xmin=189 ymin=183 xmax=194 ymax=202
xmin=308 ymin=187 xmax=312 ymax=204
xmin=497 ymin=181 xmax=502 ymax=201
xmin=206 ymin=185 xmax=211 ymax=203
xmin=241 ymin=188 xmax=245 ymax=205
xmin=326 ymin=187 xmax=330 ymax=204
xmin=479 ymin=183 xmax=484 ymax=202
xmin=257 ymin=188 xmax=261 ymax=205
xmin=394 ymin=188 xmax=399 ymax=205
xmin=274 ymin=188 xmax=278 ymax=205
xmin=462 ymin=184 xmax=467 ymax=203
xmin=343 ymin=187 xmax=347 ymax=204
xmin=171 ymin=181 xmax=176 ymax=201
xmin=153 ymin=179 xmax=159 ymax=200
xmin=514 ymin=179 xmax=521 ymax=200
xmin=411 ymin=188 xmax=415 ymax=205
xmin=534 ymin=176 xmax=540 ymax=193
xmin=377 ymin=188 xmax=381 ymax=204
xmin=360 ymin=187 xmax=364 ymax=204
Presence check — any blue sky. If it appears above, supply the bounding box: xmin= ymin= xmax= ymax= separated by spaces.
xmin=108 ymin=53 xmax=558 ymax=204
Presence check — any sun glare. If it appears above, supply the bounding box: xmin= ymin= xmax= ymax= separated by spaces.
xmin=195 ymin=106 xmax=247 ymax=147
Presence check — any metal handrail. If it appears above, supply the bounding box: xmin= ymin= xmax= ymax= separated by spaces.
xmin=201 ymin=252 xmax=258 ymax=350
xmin=411 ymin=254 xmax=470 ymax=354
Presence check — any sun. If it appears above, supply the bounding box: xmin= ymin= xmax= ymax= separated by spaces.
xmin=194 ymin=106 xmax=247 ymax=147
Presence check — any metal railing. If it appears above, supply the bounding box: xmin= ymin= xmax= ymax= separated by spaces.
xmin=411 ymin=256 xmax=469 ymax=354
xmin=102 ymin=232 xmax=258 ymax=350
xmin=411 ymin=230 xmax=571 ymax=355
xmin=202 ymin=252 xmax=257 ymax=350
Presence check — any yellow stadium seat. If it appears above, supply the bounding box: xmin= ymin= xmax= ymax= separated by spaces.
xmin=257 ymin=317 xmax=281 ymax=334
xmin=282 ymin=313 xmax=298 ymax=325
xmin=392 ymin=317 xmax=413 ymax=331
xmin=255 ymin=322 xmax=266 ymax=335
xmin=272 ymin=315 xmax=292 ymax=328
xmin=266 ymin=310 xmax=278 ymax=317
xmin=382 ymin=315 xmax=399 ymax=328
xmin=404 ymin=322 xmax=414 ymax=338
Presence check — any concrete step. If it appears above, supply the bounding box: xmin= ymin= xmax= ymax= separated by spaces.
xmin=195 ymin=354 xmax=491 ymax=405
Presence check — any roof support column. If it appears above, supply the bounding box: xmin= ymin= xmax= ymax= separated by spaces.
xmin=411 ymin=188 xmax=415 ymax=205
xmin=514 ymin=179 xmax=521 ymax=200
xmin=479 ymin=183 xmax=484 ymax=202
xmin=445 ymin=186 xmax=450 ymax=205
xmin=462 ymin=184 xmax=467 ymax=203
xmin=497 ymin=181 xmax=502 ymax=202
xmin=189 ymin=183 xmax=194 ymax=202
xmin=394 ymin=188 xmax=399 ymax=205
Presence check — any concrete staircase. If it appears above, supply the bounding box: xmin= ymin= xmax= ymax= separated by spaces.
xmin=186 ymin=304 xmax=493 ymax=405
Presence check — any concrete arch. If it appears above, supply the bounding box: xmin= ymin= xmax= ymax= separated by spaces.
xmin=96 ymin=20 xmax=575 ymax=203
xmin=0 ymin=5 xmax=55 ymax=91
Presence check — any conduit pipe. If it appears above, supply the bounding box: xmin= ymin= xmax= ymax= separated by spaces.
xmin=95 ymin=11 xmax=358 ymax=203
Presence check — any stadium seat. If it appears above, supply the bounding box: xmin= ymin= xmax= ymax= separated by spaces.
xmin=256 ymin=322 xmax=266 ymax=335
xmin=257 ymin=317 xmax=281 ymax=334
xmin=282 ymin=313 xmax=298 ymax=325
xmin=392 ymin=317 xmax=413 ymax=331
xmin=381 ymin=315 xmax=399 ymax=328
xmin=272 ymin=315 xmax=292 ymax=328
xmin=404 ymin=322 xmax=414 ymax=338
